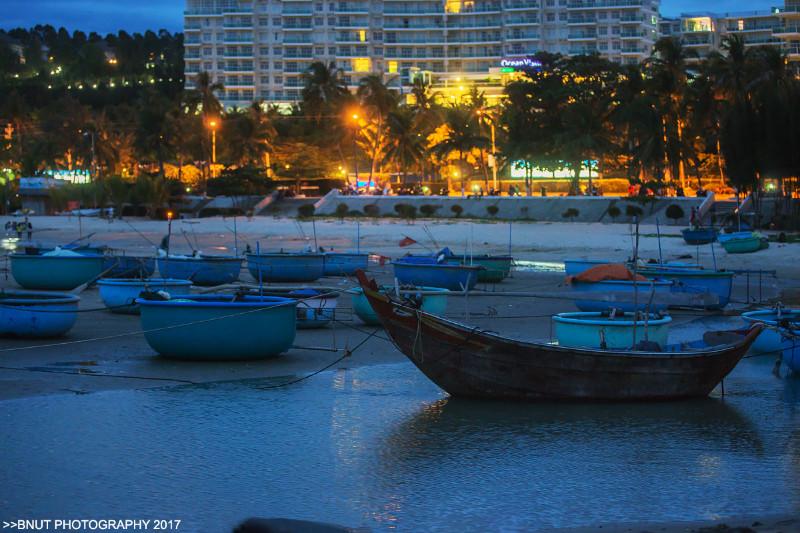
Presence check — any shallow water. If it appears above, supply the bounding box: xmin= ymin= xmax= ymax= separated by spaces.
xmin=2 ymin=358 xmax=799 ymax=532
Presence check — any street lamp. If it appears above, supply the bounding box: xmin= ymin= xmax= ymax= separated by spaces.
xmin=207 ymin=119 xmax=218 ymax=166
xmin=349 ymin=112 xmax=360 ymax=187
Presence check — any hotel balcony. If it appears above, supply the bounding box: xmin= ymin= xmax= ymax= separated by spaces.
xmin=504 ymin=15 xmax=540 ymax=25
xmin=282 ymin=7 xmax=314 ymax=14
xmin=567 ymin=0 xmax=643 ymax=8
xmin=505 ymin=30 xmax=540 ymax=40
xmin=334 ymin=3 xmax=370 ymax=14
xmin=385 ymin=36 xmax=447 ymax=44
xmin=384 ymin=21 xmax=445 ymax=30
xmin=774 ymin=25 xmax=800 ymax=37
xmin=567 ymin=31 xmax=597 ymax=40
xmin=284 ymin=24 xmax=314 ymax=30
xmin=384 ymin=7 xmax=443 ymax=15
xmin=568 ymin=16 xmax=597 ymax=25
xmin=503 ymin=1 xmax=540 ymax=10
xmin=777 ymin=5 xmax=800 ymax=19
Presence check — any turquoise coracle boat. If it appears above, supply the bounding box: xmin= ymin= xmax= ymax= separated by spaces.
xmin=97 ymin=278 xmax=193 ymax=314
xmin=0 ymin=290 xmax=80 ymax=337
xmin=9 ymin=253 xmax=106 ymax=290
xmin=553 ymin=311 xmax=672 ymax=350
xmin=246 ymin=252 xmax=325 ymax=282
xmin=718 ymin=231 xmax=769 ymax=254
xmin=137 ymin=294 xmax=297 ymax=360
xmin=349 ymin=286 xmax=448 ymax=325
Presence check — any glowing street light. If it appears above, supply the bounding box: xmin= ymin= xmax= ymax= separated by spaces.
xmin=207 ymin=119 xmax=219 ymax=167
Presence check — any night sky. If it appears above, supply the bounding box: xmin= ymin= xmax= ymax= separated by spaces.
xmin=0 ymin=0 xmax=780 ymax=34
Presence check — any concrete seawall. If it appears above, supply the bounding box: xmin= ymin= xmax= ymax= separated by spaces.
xmin=315 ymin=191 xmax=706 ymax=224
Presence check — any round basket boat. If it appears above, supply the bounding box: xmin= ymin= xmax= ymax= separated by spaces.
xmin=137 ymin=294 xmax=297 ymax=360
xmin=0 ymin=290 xmax=80 ymax=337
xmin=246 ymin=253 xmax=326 ymax=282
xmin=249 ymin=288 xmax=339 ymax=329
xmin=97 ymin=278 xmax=193 ymax=314
xmin=349 ymin=286 xmax=448 ymax=326
xmin=552 ymin=311 xmax=672 ymax=350
xmin=571 ymin=279 xmax=673 ymax=313
xmin=156 ymin=255 xmax=242 ymax=286
xmin=741 ymin=309 xmax=800 ymax=354
xmin=9 ymin=254 xmax=106 ymax=290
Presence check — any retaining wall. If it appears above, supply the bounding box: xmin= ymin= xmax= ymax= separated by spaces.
xmin=315 ymin=191 xmax=706 ymax=224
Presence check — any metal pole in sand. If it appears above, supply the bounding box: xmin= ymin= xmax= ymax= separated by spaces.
xmin=656 ymin=217 xmax=663 ymax=265
xmin=311 ymin=217 xmax=319 ymax=251
xmin=256 ymin=241 xmax=263 ymax=297
xmin=356 ymin=220 xmax=360 ymax=253
xmin=233 ymin=215 xmax=239 ymax=256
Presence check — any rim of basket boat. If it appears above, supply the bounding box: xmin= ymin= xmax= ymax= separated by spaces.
xmin=552 ymin=312 xmax=673 ymax=327
xmin=0 ymin=291 xmax=80 ymax=305
xmin=158 ymin=255 xmax=242 ymax=262
xmin=135 ymin=295 xmax=297 ymax=308
xmin=392 ymin=261 xmax=484 ymax=270
xmin=245 ymin=252 xmax=325 ymax=258
xmin=96 ymin=278 xmax=193 ymax=286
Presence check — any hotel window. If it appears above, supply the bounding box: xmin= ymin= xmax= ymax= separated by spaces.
xmin=738 ymin=19 xmax=744 ymax=31
xmin=273 ymin=18 xmax=281 ymax=25
xmin=546 ymin=13 xmax=554 ymax=22
xmin=274 ymin=61 xmax=282 ymax=69
xmin=275 ymin=75 xmax=283 ymax=83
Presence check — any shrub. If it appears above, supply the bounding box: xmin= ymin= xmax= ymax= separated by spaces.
xmin=607 ymin=205 xmax=621 ymax=221
xmin=665 ymin=204 xmax=685 ymax=224
xmin=420 ymin=204 xmax=440 ymax=217
xmin=562 ymin=208 xmax=580 ymax=221
xmin=335 ymin=202 xmax=349 ymax=220
xmin=486 ymin=205 xmax=499 ymax=217
xmin=347 ymin=210 xmax=363 ymax=217
xmin=297 ymin=203 xmax=316 ymax=218
xmin=450 ymin=204 xmax=464 ymax=218
xmin=394 ymin=203 xmax=417 ymax=220
xmin=363 ymin=204 xmax=379 ymax=217
xmin=625 ymin=204 xmax=643 ymax=218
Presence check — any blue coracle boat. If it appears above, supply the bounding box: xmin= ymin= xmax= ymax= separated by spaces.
xmin=741 ymin=308 xmax=800 ymax=355
xmin=639 ymin=267 xmax=734 ymax=309
xmin=97 ymin=278 xmax=193 ymax=314
xmin=564 ymin=259 xmax=614 ymax=276
xmin=102 ymin=255 xmax=156 ymax=279
xmin=250 ymin=288 xmax=338 ymax=328
xmin=323 ymin=252 xmax=369 ymax=276
xmin=246 ymin=253 xmax=325 ymax=282
xmin=137 ymin=294 xmax=297 ymax=360
xmin=0 ymin=290 xmax=80 ymax=337
xmin=681 ymin=227 xmax=718 ymax=245
xmin=349 ymin=285 xmax=449 ymax=325
xmin=156 ymin=255 xmax=242 ymax=286
xmin=552 ymin=311 xmax=672 ymax=350
xmin=393 ymin=256 xmax=482 ymax=291
xmin=571 ymin=279 xmax=673 ymax=313
xmin=9 ymin=253 xmax=106 ymax=290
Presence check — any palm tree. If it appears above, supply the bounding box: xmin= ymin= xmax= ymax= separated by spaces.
xmin=190 ymin=71 xmax=224 ymax=118
xmin=301 ymin=61 xmax=348 ymax=122
xmin=557 ymin=99 xmax=614 ymax=195
xmin=357 ymin=74 xmax=399 ymax=184
xmin=223 ymin=102 xmax=276 ymax=168
xmin=646 ymin=37 xmax=697 ymax=190
xmin=431 ymin=105 xmax=489 ymax=197
xmin=382 ymin=108 xmax=426 ymax=185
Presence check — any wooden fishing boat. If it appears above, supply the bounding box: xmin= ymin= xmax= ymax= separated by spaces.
xmin=246 ymin=252 xmax=325 ymax=282
xmin=9 ymin=253 xmax=106 ymax=290
xmin=638 ymin=267 xmax=734 ymax=310
xmin=323 ymin=252 xmax=369 ymax=276
xmin=156 ymin=254 xmax=242 ymax=286
xmin=356 ymin=272 xmax=762 ymax=401
xmin=137 ymin=294 xmax=297 ymax=360
xmin=393 ymin=256 xmax=482 ymax=291
xmin=552 ymin=311 xmax=672 ymax=350
xmin=0 ymin=290 xmax=80 ymax=337
xmin=97 ymin=278 xmax=193 ymax=314
xmin=681 ymin=227 xmax=718 ymax=245
xmin=718 ymin=231 xmax=769 ymax=254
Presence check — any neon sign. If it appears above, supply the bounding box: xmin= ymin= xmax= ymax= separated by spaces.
xmin=499 ymin=57 xmax=542 ymax=71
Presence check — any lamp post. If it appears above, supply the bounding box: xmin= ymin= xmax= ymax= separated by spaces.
xmin=350 ymin=112 xmax=360 ymax=188
xmin=207 ymin=118 xmax=218 ymax=178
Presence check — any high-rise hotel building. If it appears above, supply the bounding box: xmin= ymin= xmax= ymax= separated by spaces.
xmin=184 ymin=0 xmax=660 ymax=108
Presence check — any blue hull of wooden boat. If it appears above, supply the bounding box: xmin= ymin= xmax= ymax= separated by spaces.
xmin=553 ymin=312 xmax=672 ymax=349
xmin=681 ymin=228 xmax=718 ymax=245
xmin=572 ymin=279 xmax=672 ymax=313
xmin=246 ymin=253 xmax=325 ymax=282
xmin=349 ymin=286 xmax=449 ymax=325
xmin=97 ymin=278 xmax=193 ymax=314
xmin=393 ymin=259 xmax=481 ymax=291
xmin=564 ymin=259 xmax=613 ymax=276
xmin=741 ymin=309 xmax=800 ymax=354
xmin=9 ymin=254 xmax=106 ymax=290
xmin=0 ymin=291 xmax=80 ymax=337
xmin=137 ymin=295 xmax=297 ymax=360
xmin=640 ymin=268 xmax=733 ymax=309
xmin=323 ymin=252 xmax=369 ymax=276
xmin=156 ymin=256 xmax=242 ymax=286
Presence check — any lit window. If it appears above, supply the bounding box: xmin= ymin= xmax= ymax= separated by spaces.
xmin=388 ymin=60 xmax=398 ymax=73
xmin=352 ymin=57 xmax=371 ymax=72
xmin=359 ymin=30 xmax=367 ymax=42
